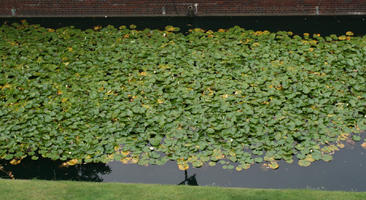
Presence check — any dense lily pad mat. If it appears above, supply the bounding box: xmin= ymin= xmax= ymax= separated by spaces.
xmin=1 ymin=179 xmax=366 ymax=200
xmin=1 ymin=21 xmax=366 ymax=170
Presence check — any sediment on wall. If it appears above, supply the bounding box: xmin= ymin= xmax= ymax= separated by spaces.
xmin=0 ymin=0 xmax=366 ymax=17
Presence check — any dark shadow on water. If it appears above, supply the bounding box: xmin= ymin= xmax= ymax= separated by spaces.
xmin=178 ymin=170 xmax=198 ymax=186
xmin=0 ymin=16 xmax=366 ymax=36
xmin=0 ymin=158 xmax=111 ymax=182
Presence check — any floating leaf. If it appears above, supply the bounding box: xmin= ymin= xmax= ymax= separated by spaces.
xmin=178 ymin=163 xmax=189 ymax=171
xmin=62 ymin=159 xmax=79 ymax=167
xmin=9 ymin=159 xmax=21 ymax=165
xmin=322 ymin=154 xmax=333 ymax=162
xmin=254 ymin=157 xmax=263 ymax=163
xmin=298 ymin=160 xmax=311 ymax=167
xmin=352 ymin=135 xmax=361 ymax=142
xmin=0 ymin=23 xmax=365 ymax=170
xmin=337 ymin=143 xmax=345 ymax=149
xmin=268 ymin=161 xmax=279 ymax=169
xmin=235 ymin=166 xmax=243 ymax=171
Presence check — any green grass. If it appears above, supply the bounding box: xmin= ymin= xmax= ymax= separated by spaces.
xmin=1 ymin=179 xmax=365 ymax=200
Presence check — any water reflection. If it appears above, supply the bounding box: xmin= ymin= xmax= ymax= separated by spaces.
xmin=0 ymin=158 xmax=111 ymax=182
xmin=1 ymin=16 xmax=366 ymax=36
xmin=178 ymin=170 xmax=198 ymax=186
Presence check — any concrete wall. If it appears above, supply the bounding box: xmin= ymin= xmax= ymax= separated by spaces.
xmin=1 ymin=0 xmax=366 ymax=17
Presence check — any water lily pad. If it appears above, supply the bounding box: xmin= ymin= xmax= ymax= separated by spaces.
xmin=322 ymin=154 xmax=333 ymax=162
xmin=298 ymin=159 xmax=311 ymax=167
xmin=0 ymin=23 xmax=365 ymax=170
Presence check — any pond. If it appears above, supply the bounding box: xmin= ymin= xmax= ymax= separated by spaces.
xmin=1 ymin=16 xmax=366 ymax=192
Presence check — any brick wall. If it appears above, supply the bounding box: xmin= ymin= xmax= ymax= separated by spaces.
xmin=1 ymin=0 xmax=366 ymax=17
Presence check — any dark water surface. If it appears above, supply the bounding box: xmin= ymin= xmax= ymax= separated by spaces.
xmin=1 ymin=16 xmax=366 ymax=36
xmin=1 ymin=142 xmax=366 ymax=191
xmin=103 ymin=143 xmax=366 ymax=191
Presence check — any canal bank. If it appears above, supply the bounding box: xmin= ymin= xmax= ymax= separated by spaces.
xmin=1 ymin=179 xmax=366 ymax=200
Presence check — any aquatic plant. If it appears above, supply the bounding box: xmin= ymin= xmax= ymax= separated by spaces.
xmin=1 ymin=21 xmax=365 ymax=170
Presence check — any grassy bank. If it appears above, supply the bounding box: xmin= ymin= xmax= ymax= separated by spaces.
xmin=1 ymin=179 xmax=365 ymax=200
